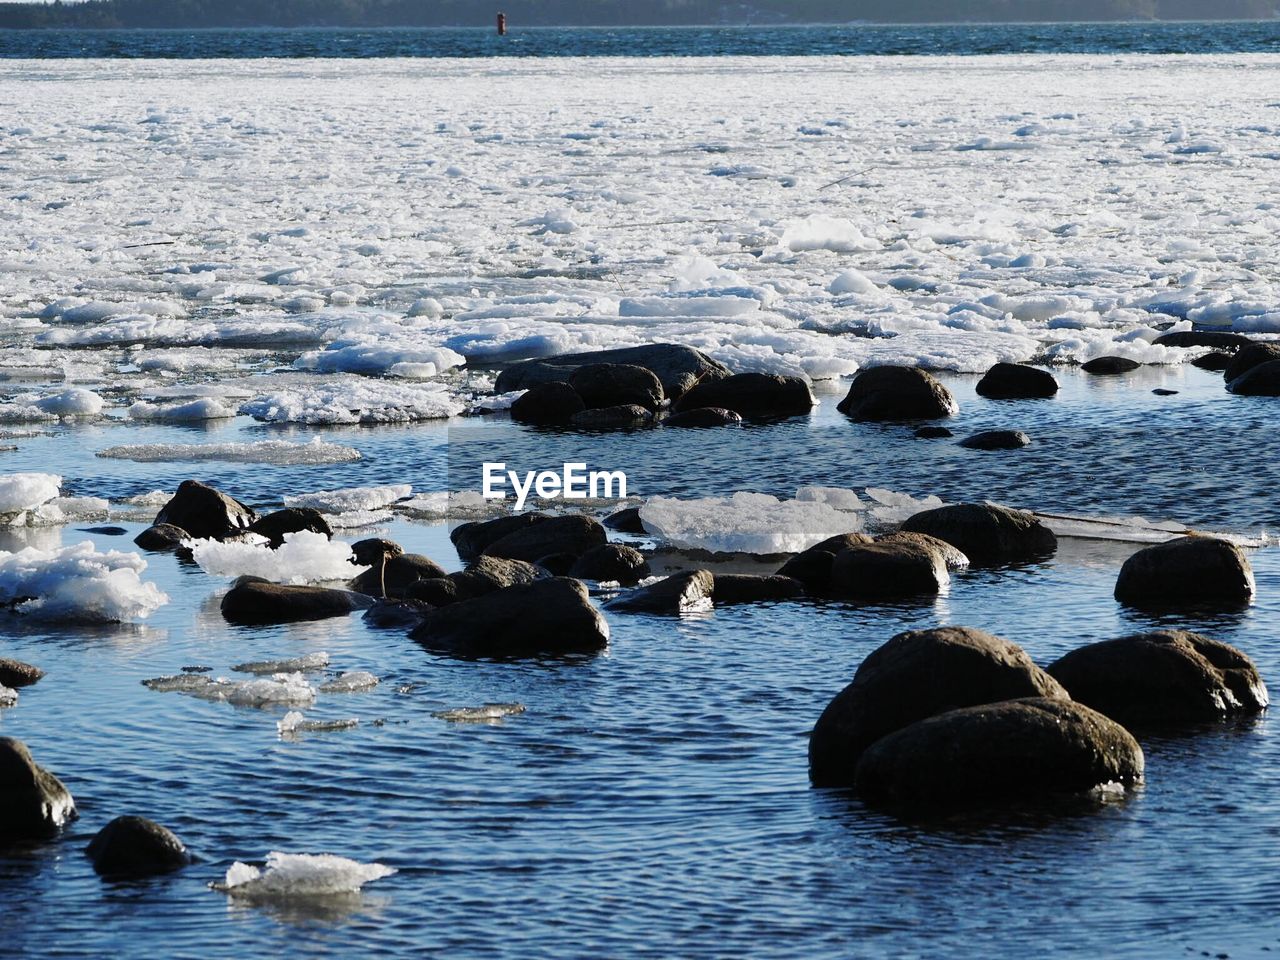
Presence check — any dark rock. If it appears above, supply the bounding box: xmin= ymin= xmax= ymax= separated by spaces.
xmin=1048 ymin=630 xmax=1268 ymax=726
xmin=606 ymin=570 xmax=714 ymax=614
xmin=1223 ymin=342 xmax=1280 ymax=383
xmin=351 ymin=538 xmax=403 ymax=567
xmin=1152 ymin=330 xmax=1252 ymax=351
xmin=1227 ymin=358 xmax=1280 ymax=396
xmin=350 ymin=553 xmax=448 ymax=598
xmin=79 ymin=526 xmax=127 ymax=536
xmin=451 ymin=513 xmax=549 ymax=561
xmin=510 ymin=382 xmax=585 ymax=425
xmin=1114 ymin=536 xmax=1255 ymax=608
xmin=86 ymin=816 xmax=190 ymax=877
xmin=411 ymin=577 xmax=609 ymax=656
xmin=1152 ymin=388 xmax=1178 ymax=396
xmin=1192 ymin=351 xmax=1232 ymax=372
xmin=603 ymin=506 xmax=646 ymax=533
xmin=914 ymin=426 xmax=953 ymax=439
xmin=535 ymin=552 xmax=577 ymax=576
xmin=568 ymin=543 xmax=650 ymax=584
xmin=959 ymin=429 xmax=1031 ymax=450
xmin=154 ymin=480 xmax=255 ymax=541
xmin=134 ymin=524 xmax=190 ymax=551
xmin=495 ymin=343 xmax=728 ymax=400
xmin=975 ymin=363 xmax=1059 ymax=399
xmin=568 ymin=363 xmax=664 ymax=410
xmin=875 ymin=531 xmax=970 ymax=570
xmin=362 ymin=598 xmax=434 ymax=629
xmin=901 ymin=502 xmax=1056 ymax=564
xmin=1082 ymin=356 xmax=1140 ymax=374
xmin=247 ymin=508 xmax=331 ymax=548
xmin=663 ymin=407 xmax=743 ymax=428
xmin=481 ymin=514 xmax=607 ymax=562
xmin=406 ymin=555 xmax=546 ymax=606
xmin=0 ymin=658 xmax=43 ymax=688
xmin=828 ymin=541 xmax=948 ymax=599
xmin=403 ymin=577 xmax=460 ymax=606
xmin=809 ymin=626 xmax=1069 ymax=787
xmin=672 ymin=372 xmax=815 ymax=419
xmin=568 ymin=404 xmax=654 ymax=429
xmin=854 ymin=698 xmax=1144 ymax=807
xmin=837 ymin=366 xmax=958 ymax=421
xmin=221 ymin=578 xmax=373 ymax=625
xmin=775 ymin=533 xmax=874 ymax=592
xmin=0 ymin=737 xmax=76 ymax=838
xmin=712 ymin=574 xmax=803 ymax=604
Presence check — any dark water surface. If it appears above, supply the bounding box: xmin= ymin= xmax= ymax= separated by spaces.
xmin=4 ymin=21 xmax=1280 ymax=59
xmin=1 ymin=368 xmax=1279 ymax=958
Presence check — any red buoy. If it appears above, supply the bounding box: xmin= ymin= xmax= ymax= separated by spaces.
xmin=497 ymin=12 xmax=507 ymax=35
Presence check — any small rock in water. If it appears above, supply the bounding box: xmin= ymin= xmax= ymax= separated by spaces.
xmin=959 ymin=430 xmax=1031 ymax=450
xmin=913 ymin=426 xmax=953 ymax=439
xmin=901 ymin=502 xmax=1057 ymax=564
xmin=1223 ymin=342 xmax=1280 ymax=382
xmin=0 ymin=657 xmax=44 ymax=688
xmin=232 ymin=652 xmax=330 ymax=675
xmin=133 ymin=523 xmax=190 ymax=551
xmin=602 ymin=506 xmax=646 ymax=533
xmin=0 ymin=737 xmax=77 ymax=838
xmin=277 ymin=711 xmax=359 ymax=736
xmin=1114 ymin=536 xmax=1255 ymax=608
xmin=86 ymin=815 xmax=191 ymax=877
xmin=79 ymin=526 xmax=128 ymax=536
xmin=1191 ymin=352 xmax=1232 ymax=371
xmin=1152 ymin=388 xmax=1179 ymax=396
xmin=568 ymin=543 xmax=650 ymax=585
xmin=362 ymin=598 xmax=433 ymax=629
xmin=480 ymin=514 xmax=607 ymax=563
xmin=247 ymin=508 xmax=332 ymax=548
xmin=319 ymin=671 xmax=379 ymax=693
xmin=154 ymin=479 xmax=256 ymax=541
xmin=143 ymin=674 xmax=216 ymax=692
xmin=221 ymin=580 xmax=372 ymax=625
xmin=1082 ymin=356 xmax=1140 ymax=374
xmin=711 ymin=574 xmax=804 ymax=604
xmin=568 ymin=362 xmax=664 ymax=411
xmin=433 ymin=703 xmax=526 ymax=723
xmin=350 ymin=538 xmax=403 ymax=567
xmin=510 ymin=381 xmax=585 ymax=426
xmin=975 ymin=362 xmax=1059 ymax=399
xmin=1227 ymin=359 xmax=1280 ymax=396
xmin=838 ymin=366 xmax=958 ymax=421
xmin=606 ymin=570 xmax=715 ymax=614
xmin=672 ymin=372 xmax=815 ymax=419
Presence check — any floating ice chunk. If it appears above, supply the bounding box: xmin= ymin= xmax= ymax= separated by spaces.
xmin=781 ymin=215 xmax=877 ymax=253
xmin=278 ymin=711 xmax=359 ymax=735
xmin=433 ymin=703 xmax=526 ymax=723
xmin=296 ymin=341 xmax=465 ymax=379
xmin=618 ymin=296 xmax=760 ymax=318
xmin=143 ymin=674 xmax=215 ymax=692
xmin=522 ymin=208 xmax=579 ymax=235
xmin=0 ymin=685 xmax=17 ymax=707
xmin=193 ymin=531 xmax=364 ymax=584
xmin=13 ymin=495 xmax=112 ymax=527
xmin=97 ymin=439 xmax=361 ymax=465
xmin=127 ymin=398 xmax=236 ymax=421
xmin=224 ymin=672 xmax=316 ymax=707
xmin=232 ymin=652 xmax=330 ymax=675
xmin=828 ymin=269 xmax=877 ymax=295
xmin=407 ymin=298 xmax=443 ymax=319
xmin=34 ymin=389 xmax=104 ymax=417
xmin=284 ymin=485 xmax=411 ymax=514
xmin=0 ymin=473 xmax=60 ymax=514
xmin=795 ymin=486 xmax=868 ymax=513
xmin=864 ymin=488 xmax=946 ymax=525
xmin=214 ymin=852 xmax=395 ymax=898
xmin=639 ymin=493 xmax=862 ymax=555
xmin=0 ymin=541 xmax=167 ymax=622
xmin=240 ymin=381 xmax=463 ymax=425
xmin=319 ymin=671 xmax=379 ymax=693
xmin=394 ymin=490 xmax=496 ymax=520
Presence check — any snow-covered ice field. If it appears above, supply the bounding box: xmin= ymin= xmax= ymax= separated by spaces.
xmin=2 ymin=54 xmax=1279 ymax=425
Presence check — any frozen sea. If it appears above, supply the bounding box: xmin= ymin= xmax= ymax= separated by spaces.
xmin=2 ymin=48 xmax=1280 ymax=959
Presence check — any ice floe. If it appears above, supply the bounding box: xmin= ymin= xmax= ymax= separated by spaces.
xmin=283 ymin=485 xmax=412 ymax=514
xmin=214 ymin=852 xmax=395 ymax=898
xmin=192 ymin=531 xmax=365 ymax=584
xmin=319 ymin=671 xmax=379 ymax=693
xmin=277 ymin=712 xmax=359 ymax=736
xmin=639 ymin=492 xmax=862 ymax=554
xmin=232 ymin=652 xmax=330 ymax=675
xmin=0 ymin=541 xmax=168 ymax=622
xmin=97 ymin=439 xmax=361 ymax=465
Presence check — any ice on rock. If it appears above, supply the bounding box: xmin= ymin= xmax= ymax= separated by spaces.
xmin=0 ymin=473 xmax=61 ymax=514
xmin=284 ymin=485 xmax=412 ymax=514
xmin=97 ymin=439 xmax=361 ymax=465
xmin=193 ymin=531 xmax=365 ymax=584
xmin=319 ymin=671 xmax=379 ymax=693
xmin=127 ymin=398 xmax=237 ymax=421
xmin=639 ymin=493 xmax=862 ymax=555
xmin=0 ymin=541 xmax=168 ymax=622
xmin=232 ymin=652 xmax=330 ymax=675
xmin=214 ymin=852 xmax=395 ymax=898
xmin=277 ymin=711 xmax=359 ymax=735
xmin=0 ymin=685 xmax=17 ymax=707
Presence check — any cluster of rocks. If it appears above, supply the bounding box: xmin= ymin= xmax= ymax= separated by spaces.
xmin=135 ymin=479 xmax=332 ymax=553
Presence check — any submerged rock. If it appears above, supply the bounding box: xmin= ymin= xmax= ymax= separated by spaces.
xmin=1227 ymin=359 xmax=1280 ymax=396
xmin=495 ymin=343 xmax=728 ymax=400
xmin=1192 ymin=351 xmax=1232 ymax=372
xmin=809 ymin=625 xmax=1067 ymax=787
xmin=221 ymin=578 xmax=373 ymax=625
xmin=663 ymin=407 xmax=743 ymax=428
xmin=1082 ymin=356 xmax=1140 ymax=374
xmin=1152 ymin=330 xmax=1252 ymax=351
xmin=568 ymin=543 xmax=650 ymax=585
xmin=975 ymin=362 xmax=1059 ymax=399
xmin=913 ymin=425 xmax=953 ymax=439
xmin=411 ymin=577 xmax=608 ymax=656
xmin=362 ymin=598 xmax=434 ymax=629
xmin=481 ymin=514 xmax=607 ymax=562
xmin=247 ymin=508 xmax=332 ymax=548
xmin=133 ymin=523 xmax=191 ymax=551
xmin=86 ymin=815 xmax=191 ymax=877
xmin=0 ymin=737 xmax=76 ymax=838
xmin=837 ymin=366 xmax=958 ymax=421
xmin=1048 ymin=630 xmax=1268 ymax=726
xmin=959 ymin=429 xmax=1031 ymax=450
xmin=671 ymin=372 xmax=815 ymax=419
xmin=510 ymin=382 xmax=585 ymax=426
xmin=154 ymin=479 xmax=255 ymax=541
xmin=900 ymin=502 xmax=1056 ymax=564
xmin=606 ymin=570 xmax=715 ymax=614
xmin=828 ymin=541 xmax=948 ymax=599
xmin=568 ymin=404 xmax=654 ymax=429
xmin=1114 ymin=536 xmax=1255 ymax=608
xmin=568 ymin=363 xmax=664 ymax=411
xmin=854 ymin=698 xmax=1144 ymax=807
xmin=1223 ymin=341 xmax=1280 ymax=383
xmin=0 ymin=658 xmax=44 ymax=688
xmin=712 ymin=573 xmax=804 ymax=604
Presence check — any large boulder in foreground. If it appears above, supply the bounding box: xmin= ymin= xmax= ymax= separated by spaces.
xmin=0 ymin=737 xmax=76 ymax=838
xmin=1048 ymin=630 xmax=1268 ymax=726
xmin=854 ymin=698 xmax=1144 ymax=808
xmin=900 ymin=502 xmax=1056 ymax=564
xmin=510 ymin=382 xmax=585 ymax=426
xmin=411 ymin=577 xmax=608 ymax=657
xmin=221 ymin=578 xmax=372 ymax=625
xmin=837 ymin=366 xmax=958 ymax=421
xmin=828 ymin=541 xmax=948 ymax=599
xmin=671 ymin=372 xmax=815 ymax=419
xmin=154 ymin=479 xmax=255 ymax=541
xmin=975 ymin=362 xmax=1059 ymax=399
xmin=481 ymin=514 xmax=607 ymax=563
xmin=86 ymin=816 xmax=191 ymax=877
xmin=1114 ymin=536 xmax=1255 ymax=608
xmin=247 ymin=508 xmax=332 ymax=548
xmin=606 ymin=570 xmax=714 ymax=615
xmin=568 ymin=363 xmax=664 ymax=411
xmin=496 ymin=344 xmax=728 ymax=400
xmin=809 ymin=626 xmax=1067 ymax=787
xmin=1223 ymin=341 xmax=1280 ymax=383
xmin=1227 ymin=359 xmax=1280 ymax=396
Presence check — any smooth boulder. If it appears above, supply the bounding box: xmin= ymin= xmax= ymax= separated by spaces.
xmin=247 ymin=508 xmax=332 ymax=548
xmin=1152 ymin=330 xmax=1252 ymax=351
xmin=221 ymin=578 xmax=372 ymax=625
xmin=672 ymin=372 xmax=815 ymax=419
xmin=1082 ymin=356 xmax=1140 ymax=374
xmin=901 ymin=502 xmax=1056 ymax=564
xmin=960 ymin=429 xmax=1031 ymax=450
xmin=411 ymin=577 xmax=608 ymax=656
xmin=712 ymin=574 xmax=804 ymax=604
xmin=809 ymin=626 xmax=1068 ymax=787
xmin=663 ymin=407 xmax=743 ymax=428
xmin=568 ymin=543 xmax=650 ymax=585
xmin=1222 ymin=341 xmax=1280 ymax=383
xmin=86 ymin=816 xmax=191 ymax=877
xmin=606 ymin=570 xmax=714 ymax=614
xmin=854 ymin=698 xmax=1144 ymax=807
xmin=603 ymin=506 xmax=646 ymax=533
xmin=350 ymin=553 xmax=448 ymax=598
xmin=837 ymin=366 xmax=958 ymax=421
xmin=1192 ymin=352 xmax=1232 ymax=372
xmin=568 ymin=363 xmax=664 ymax=411
xmin=362 ymin=598 xmax=435 ymax=629
xmin=1048 ymin=630 xmax=1268 ymax=725
xmin=481 ymin=514 xmax=607 ymax=562
xmin=0 ymin=658 xmax=44 ymax=688
xmin=495 ymin=344 xmax=728 ymax=399
xmin=510 ymin=382 xmax=585 ymax=426
xmin=407 ymin=555 xmax=546 ymax=606
xmin=975 ymin=363 xmax=1059 ymax=399
xmin=568 ymin=404 xmax=654 ymax=429
xmin=0 ymin=737 xmax=76 ymax=838
xmin=828 ymin=541 xmax=948 ymax=599
xmin=775 ymin=533 xmax=873 ymax=592
xmin=1227 ymin=359 xmax=1280 ymax=396
xmin=1114 ymin=536 xmax=1255 ymax=608
xmin=133 ymin=523 xmax=189 ymax=551
xmin=875 ymin=531 xmax=969 ymax=570
xmin=451 ymin=513 xmax=548 ymax=560
xmin=154 ymin=480 xmax=255 ymax=541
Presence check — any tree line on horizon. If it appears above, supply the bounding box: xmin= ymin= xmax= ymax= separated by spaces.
xmin=0 ymin=0 xmax=1275 ymax=29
